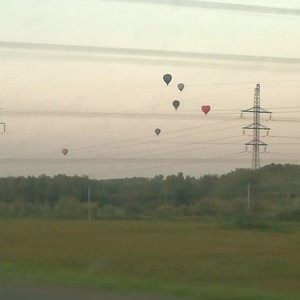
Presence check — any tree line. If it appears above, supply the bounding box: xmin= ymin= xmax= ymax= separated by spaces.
xmin=0 ymin=163 xmax=299 ymax=222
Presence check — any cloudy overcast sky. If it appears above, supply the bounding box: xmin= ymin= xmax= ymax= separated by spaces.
xmin=0 ymin=0 xmax=300 ymax=179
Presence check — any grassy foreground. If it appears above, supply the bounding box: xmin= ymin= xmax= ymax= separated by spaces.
xmin=0 ymin=219 xmax=299 ymax=299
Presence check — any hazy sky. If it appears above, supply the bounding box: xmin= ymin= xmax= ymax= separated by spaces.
xmin=0 ymin=0 xmax=300 ymax=179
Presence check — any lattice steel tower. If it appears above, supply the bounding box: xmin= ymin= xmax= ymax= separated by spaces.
xmin=241 ymin=84 xmax=272 ymax=170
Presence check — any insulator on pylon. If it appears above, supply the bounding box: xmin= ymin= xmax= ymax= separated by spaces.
xmin=240 ymin=112 xmax=243 ymax=118
xmin=245 ymin=146 xmax=248 ymax=152
xmin=267 ymin=130 xmax=269 ymax=136
xmin=243 ymin=130 xmax=245 ymax=135
xmin=264 ymin=146 xmax=267 ymax=152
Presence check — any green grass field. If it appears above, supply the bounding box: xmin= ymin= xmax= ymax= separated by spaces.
xmin=0 ymin=219 xmax=299 ymax=299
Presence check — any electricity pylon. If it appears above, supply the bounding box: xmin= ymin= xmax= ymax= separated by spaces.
xmin=241 ymin=84 xmax=272 ymax=170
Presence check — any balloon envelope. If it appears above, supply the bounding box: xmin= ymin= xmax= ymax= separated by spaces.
xmin=163 ymin=74 xmax=172 ymax=85
xmin=201 ymin=105 xmax=211 ymax=115
xmin=62 ymin=148 xmax=68 ymax=155
xmin=173 ymin=100 xmax=180 ymax=110
xmin=177 ymin=83 xmax=184 ymax=92
xmin=155 ymin=128 xmax=161 ymax=136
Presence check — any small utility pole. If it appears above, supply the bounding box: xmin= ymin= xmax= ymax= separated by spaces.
xmin=88 ymin=184 xmax=91 ymax=221
xmin=247 ymin=182 xmax=250 ymax=215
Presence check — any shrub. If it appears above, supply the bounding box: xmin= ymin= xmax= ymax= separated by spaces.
xmin=53 ymin=197 xmax=84 ymax=219
xmin=154 ymin=205 xmax=181 ymax=218
xmin=191 ymin=197 xmax=230 ymax=217
xmin=8 ymin=197 xmax=29 ymax=218
xmin=97 ymin=205 xmax=125 ymax=219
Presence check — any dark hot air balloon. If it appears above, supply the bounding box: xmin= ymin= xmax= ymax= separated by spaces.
xmin=155 ymin=128 xmax=161 ymax=136
xmin=62 ymin=148 xmax=68 ymax=155
xmin=177 ymin=83 xmax=184 ymax=92
xmin=163 ymin=74 xmax=172 ymax=86
xmin=172 ymin=100 xmax=180 ymax=111
xmin=201 ymin=105 xmax=211 ymax=115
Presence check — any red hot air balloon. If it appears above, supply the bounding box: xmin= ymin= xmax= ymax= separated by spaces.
xmin=172 ymin=100 xmax=180 ymax=111
xmin=201 ymin=105 xmax=211 ymax=115
xmin=155 ymin=128 xmax=161 ymax=136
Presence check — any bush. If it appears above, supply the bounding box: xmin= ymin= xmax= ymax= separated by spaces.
xmin=191 ymin=197 xmax=231 ymax=217
xmin=8 ymin=197 xmax=29 ymax=218
xmin=0 ymin=202 xmax=9 ymax=217
xmin=53 ymin=197 xmax=84 ymax=219
xmin=154 ymin=205 xmax=181 ymax=218
xmin=97 ymin=205 xmax=125 ymax=219
xmin=278 ymin=207 xmax=300 ymax=221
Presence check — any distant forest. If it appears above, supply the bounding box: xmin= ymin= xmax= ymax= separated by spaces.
xmin=0 ymin=163 xmax=300 ymax=222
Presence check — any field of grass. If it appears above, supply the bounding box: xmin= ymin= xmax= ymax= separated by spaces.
xmin=0 ymin=219 xmax=299 ymax=299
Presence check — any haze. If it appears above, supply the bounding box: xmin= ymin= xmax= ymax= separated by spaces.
xmin=0 ymin=0 xmax=300 ymax=179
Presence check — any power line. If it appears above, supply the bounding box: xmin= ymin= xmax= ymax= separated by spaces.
xmin=1 ymin=40 xmax=300 ymax=65
xmin=100 ymin=0 xmax=300 ymax=16
xmin=267 ymin=118 xmax=300 ymax=123
xmin=268 ymin=134 xmax=300 ymax=140
xmin=1 ymin=108 xmax=210 ymax=120
xmin=3 ymin=78 xmax=300 ymax=89
xmin=59 ymin=125 xmax=242 ymax=158
xmin=61 ymin=119 xmax=241 ymax=156
xmin=189 ymin=79 xmax=300 ymax=87
xmin=99 ymin=151 xmax=252 ymax=177
xmin=115 ymin=134 xmax=244 ymax=158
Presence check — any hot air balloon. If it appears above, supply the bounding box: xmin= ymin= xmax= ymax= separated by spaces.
xmin=177 ymin=83 xmax=184 ymax=92
xmin=172 ymin=100 xmax=180 ymax=111
xmin=201 ymin=105 xmax=211 ymax=115
xmin=163 ymin=74 xmax=172 ymax=86
xmin=62 ymin=148 xmax=68 ymax=156
xmin=155 ymin=128 xmax=161 ymax=136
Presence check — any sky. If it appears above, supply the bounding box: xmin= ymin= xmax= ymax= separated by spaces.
xmin=0 ymin=0 xmax=300 ymax=179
